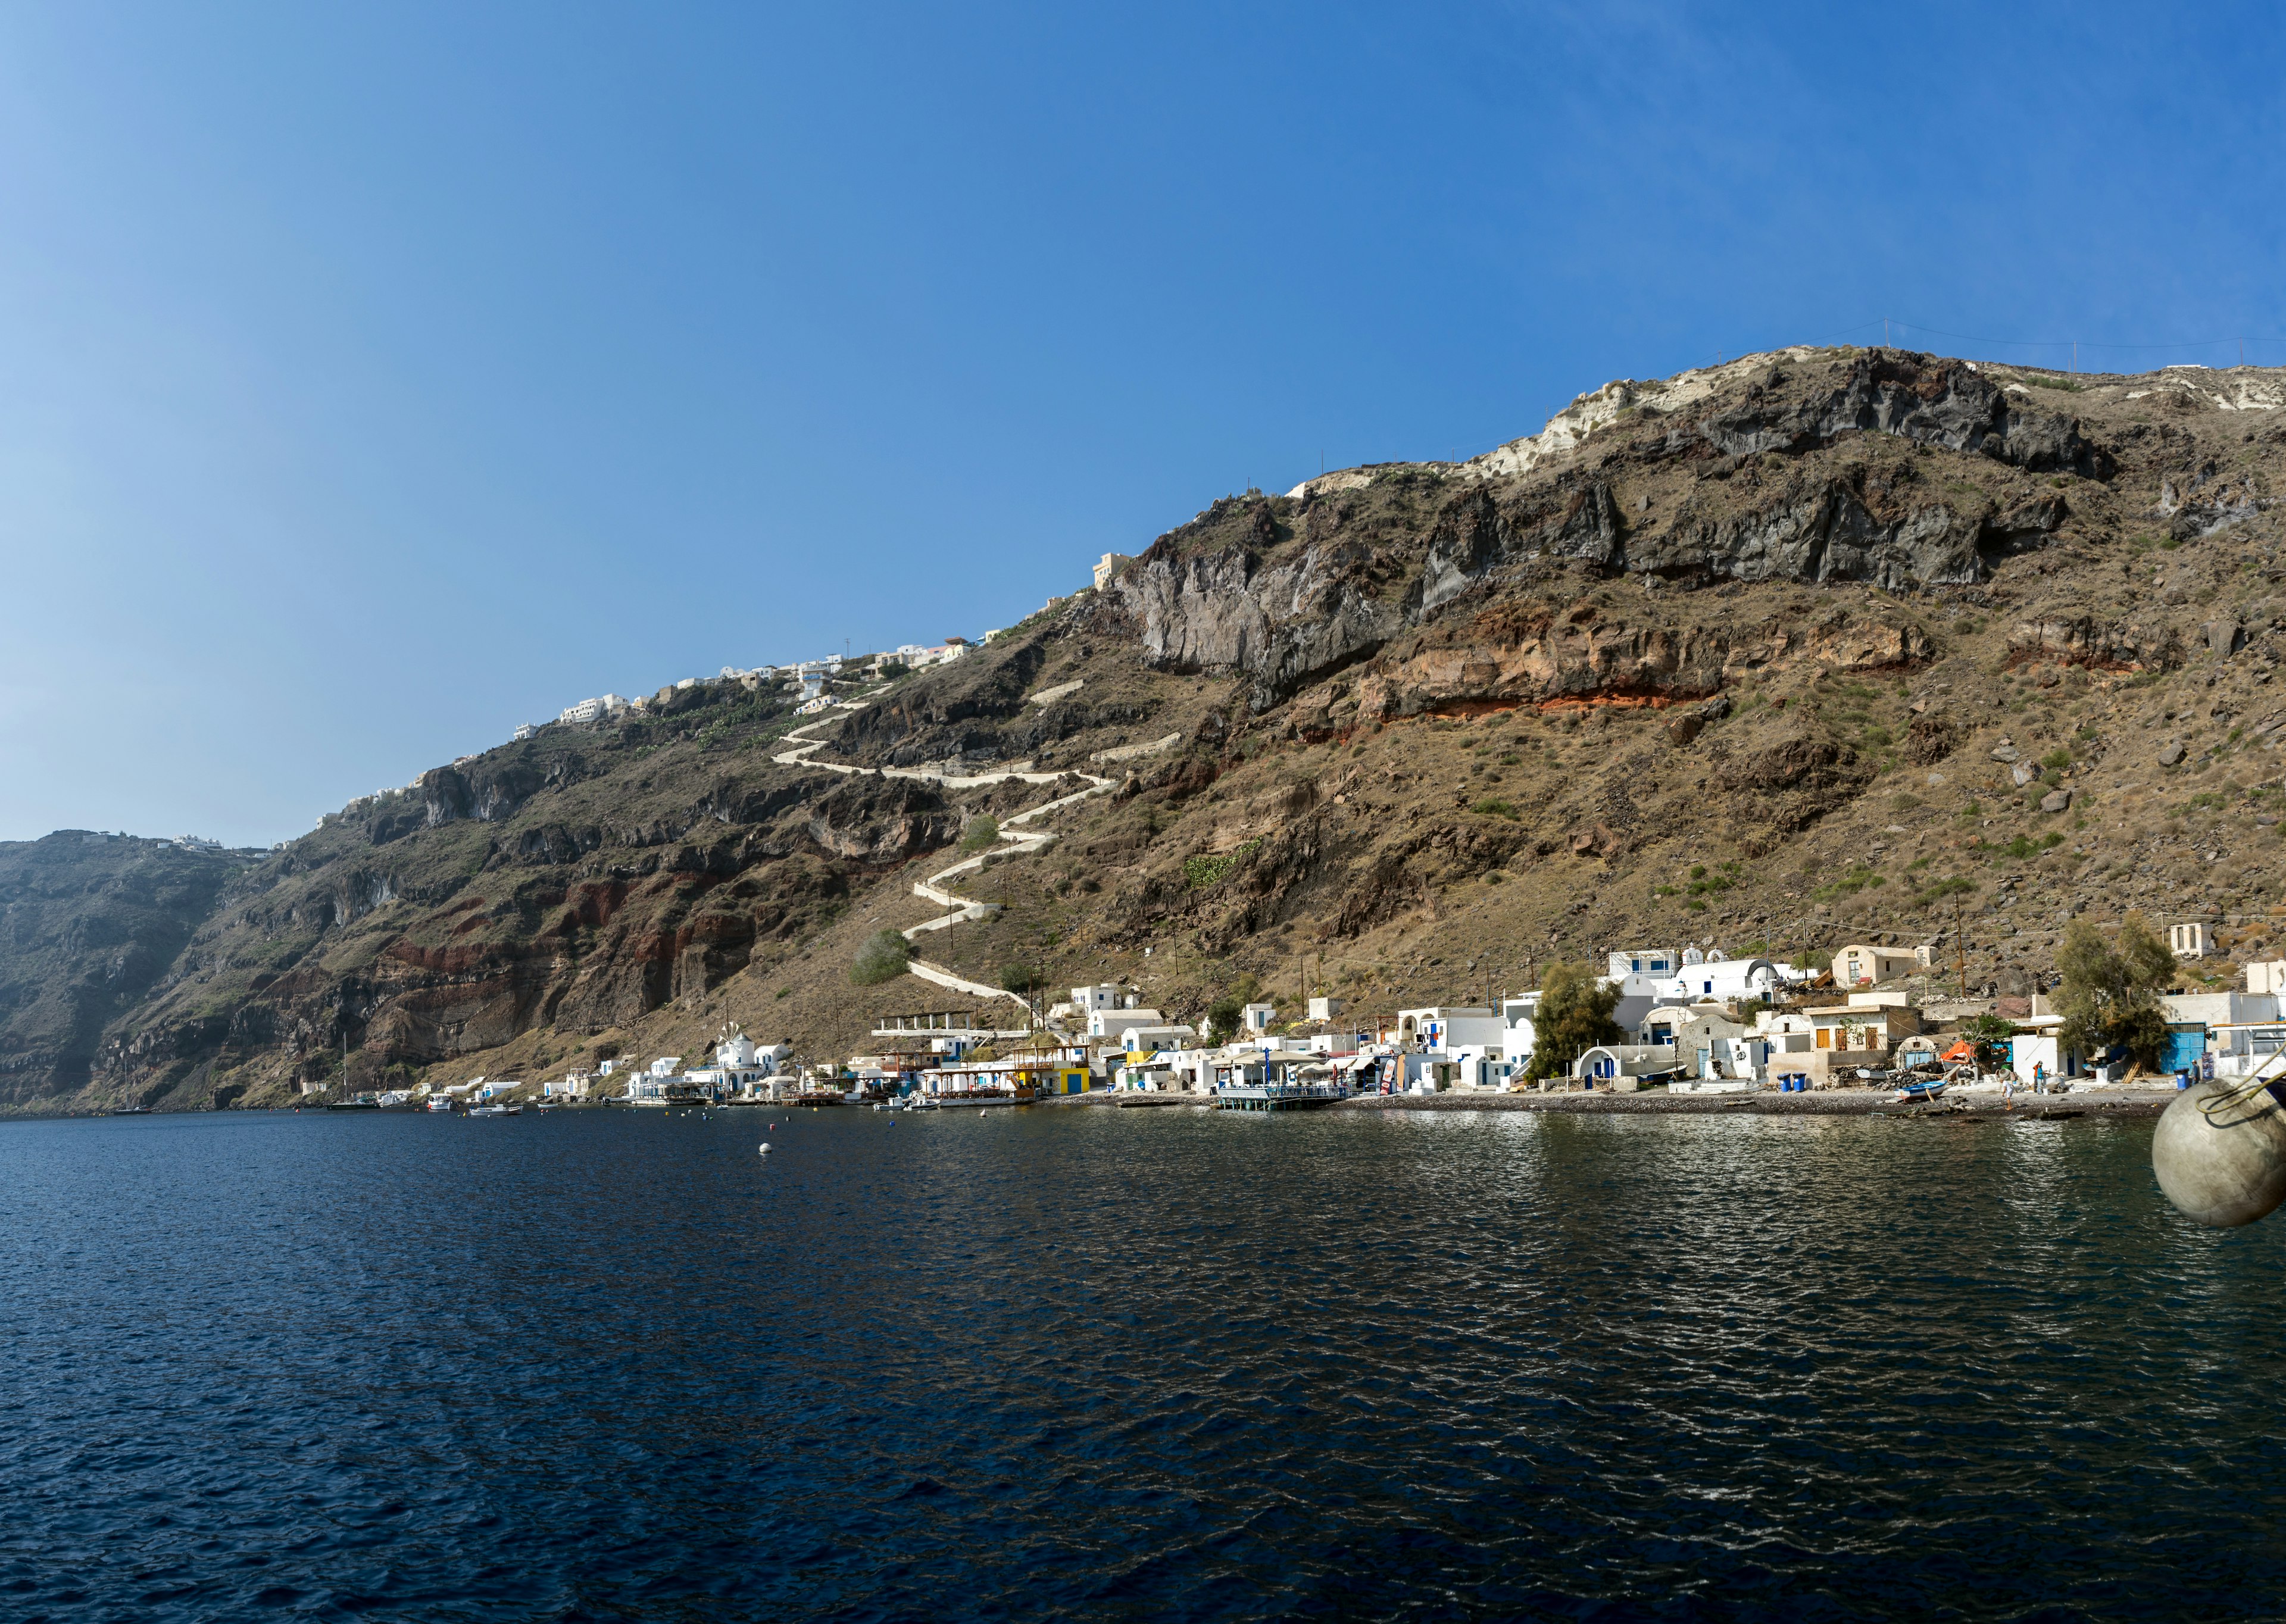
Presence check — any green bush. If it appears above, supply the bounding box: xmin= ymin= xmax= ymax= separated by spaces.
xmin=1469 ymin=798 xmax=1519 ymax=821
xmin=960 ymin=816 xmax=1001 ymax=852
xmin=850 ymin=930 xmax=913 ymax=986
xmin=1184 ymin=840 xmax=1260 ymax=888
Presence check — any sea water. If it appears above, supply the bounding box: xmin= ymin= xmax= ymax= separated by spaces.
xmin=4 ymin=1106 xmax=2280 ymax=1619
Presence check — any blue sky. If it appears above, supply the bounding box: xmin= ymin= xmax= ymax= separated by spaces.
xmin=3 ymin=2 xmax=2284 ymax=845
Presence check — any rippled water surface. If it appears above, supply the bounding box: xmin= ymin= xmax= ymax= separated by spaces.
xmin=5 ymin=1105 xmax=2284 ymax=1620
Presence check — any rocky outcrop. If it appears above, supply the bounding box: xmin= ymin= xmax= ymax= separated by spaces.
xmin=1901 ymin=714 xmax=1965 ymax=765
xmin=1116 ymin=532 xmax=1406 ymax=713
xmin=1713 ymin=736 xmax=1862 ymax=795
xmin=1812 ymin=352 xmax=2115 ymax=478
xmin=1110 ymin=364 xmax=2085 ymax=712
xmin=1338 ymin=603 xmax=1929 ymax=724
xmin=1353 ymin=606 xmax=1731 ymax=722
xmin=2007 ymin=615 xmax=2185 ymax=671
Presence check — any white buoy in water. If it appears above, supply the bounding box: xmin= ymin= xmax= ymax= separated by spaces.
xmin=758 ymin=1143 xmax=772 ymax=1154
xmin=2152 ymin=1079 xmax=2286 ymax=1227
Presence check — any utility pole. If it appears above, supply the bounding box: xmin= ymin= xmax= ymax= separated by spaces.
xmin=1883 ymin=316 xmax=1890 ymax=346
xmin=1953 ymin=897 xmax=1968 ymax=997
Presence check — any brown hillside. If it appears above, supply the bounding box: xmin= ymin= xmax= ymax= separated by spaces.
xmin=44 ymin=346 xmax=2286 ymax=1110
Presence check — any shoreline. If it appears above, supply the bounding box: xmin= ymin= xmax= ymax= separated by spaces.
xmin=1067 ymin=1086 xmax=2179 ymax=1122
xmin=1326 ymin=1087 xmax=2176 ymax=1120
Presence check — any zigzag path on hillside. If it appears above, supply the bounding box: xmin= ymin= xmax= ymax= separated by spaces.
xmin=773 ymin=707 xmax=1117 ymax=1014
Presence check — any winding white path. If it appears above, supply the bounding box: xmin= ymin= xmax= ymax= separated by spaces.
xmin=773 ymin=705 xmax=1120 ymax=1013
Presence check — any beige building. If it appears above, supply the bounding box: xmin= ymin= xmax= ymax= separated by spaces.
xmin=1833 ymin=943 xmax=1925 ymax=988
xmin=1803 ymin=996 xmax=1923 ymax=1054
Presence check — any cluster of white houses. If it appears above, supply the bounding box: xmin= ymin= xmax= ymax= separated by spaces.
xmin=405 ymin=923 xmax=2286 ymax=1109
xmin=507 ymin=641 xmax=984 ymax=741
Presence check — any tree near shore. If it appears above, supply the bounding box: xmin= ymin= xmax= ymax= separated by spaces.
xmin=2054 ymin=911 xmax=2175 ymax=1072
xmin=1207 ymin=973 xmax=1262 ymax=1045
xmin=1959 ymin=1012 xmax=2017 ymax=1070
xmin=1523 ymin=961 xmax=1623 ymax=1082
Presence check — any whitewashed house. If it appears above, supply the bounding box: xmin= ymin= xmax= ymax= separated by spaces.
xmin=544 ymin=1070 xmax=596 ymax=1099
xmin=1089 ymin=1006 xmax=1183 ymax=1042
xmin=1500 ymin=994 xmax=1540 ymax=1070
xmin=1656 ymin=949 xmax=1792 ymax=1002
xmin=1572 ymin=1044 xmax=1677 ymax=1086
xmin=1604 ymin=948 xmax=1681 ymax=998
xmin=1396 ymin=1006 xmax=1504 ymax=1053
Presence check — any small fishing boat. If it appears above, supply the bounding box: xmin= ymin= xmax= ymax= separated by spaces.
xmin=426 ymin=1096 xmax=455 ymax=1112
xmin=1892 ymin=1077 xmax=1948 ymax=1104
xmin=467 ymin=1103 xmax=520 ymax=1117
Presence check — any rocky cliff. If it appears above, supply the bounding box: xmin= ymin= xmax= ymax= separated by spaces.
xmin=0 ymin=833 xmax=257 ymax=1107
xmin=23 ymin=344 xmax=2286 ymax=1111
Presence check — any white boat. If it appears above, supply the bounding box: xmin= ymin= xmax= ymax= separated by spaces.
xmin=467 ymin=1103 xmax=521 ymax=1117
xmin=426 ymin=1097 xmax=454 ymax=1112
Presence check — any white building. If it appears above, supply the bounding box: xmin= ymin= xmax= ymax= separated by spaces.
xmin=558 ymin=694 xmax=629 ymax=726
xmin=1307 ymin=995 xmax=1345 ymax=1020
xmin=2248 ymin=960 xmax=2286 ymax=997
xmin=710 ymin=1024 xmax=791 ymax=1097
xmin=1072 ymin=985 xmax=1129 ymax=1014
xmin=2171 ymin=922 xmax=2212 ymax=960
xmin=1499 ymin=995 xmax=1541 ymax=1067
xmin=1573 ymin=1044 xmax=1676 ymax=1086
xmin=1240 ymin=1001 xmax=1279 ymax=1033
xmin=1105 ymin=1024 xmax=1198 ymax=1057
xmin=2159 ymin=989 xmax=2279 ymax=1028
xmin=1656 ymin=950 xmax=1792 ymax=1002
xmin=1396 ymin=1006 xmax=1506 ymax=1054
xmin=1088 ymin=1007 xmax=1181 ymax=1042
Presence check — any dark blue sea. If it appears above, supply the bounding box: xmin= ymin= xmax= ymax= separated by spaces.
xmin=5 ymin=1104 xmax=2282 ymax=1620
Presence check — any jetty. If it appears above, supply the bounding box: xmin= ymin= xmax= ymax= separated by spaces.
xmin=1217 ymin=1082 xmax=1347 ymax=1113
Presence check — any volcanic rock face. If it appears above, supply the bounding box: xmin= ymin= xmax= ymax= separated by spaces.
xmin=0 ymin=833 xmax=255 ymax=1107
xmin=1111 ymin=353 xmax=2085 ymax=713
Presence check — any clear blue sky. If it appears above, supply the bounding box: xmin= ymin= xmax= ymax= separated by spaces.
xmin=3 ymin=2 xmax=2284 ymax=845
